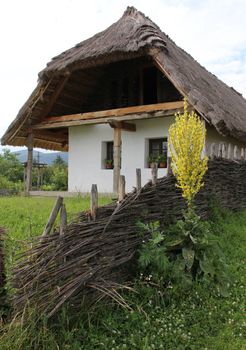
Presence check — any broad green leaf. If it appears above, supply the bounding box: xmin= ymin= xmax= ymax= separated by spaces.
xmin=182 ymin=247 xmax=195 ymax=269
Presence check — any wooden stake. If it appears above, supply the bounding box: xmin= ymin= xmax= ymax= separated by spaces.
xmin=90 ymin=184 xmax=98 ymax=220
xmin=222 ymin=143 xmax=227 ymax=158
xmin=227 ymin=143 xmax=232 ymax=159
xmin=42 ymin=196 xmax=63 ymax=237
xmin=118 ymin=175 xmax=126 ymax=202
xmin=218 ymin=143 xmax=223 ymax=158
xmin=234 ymin=145 xmax=239 ymax=160
xmin=60 ymin=204 xmax=67 ymax=236
xmin=210 ymin=143 xmax=216 ymax=159
xmin=25 ymin=133 xmax=33 ymax=195
xmin=167 ymin=157 xmax=172 ymax=175
xmin=240 ymin=147 xmax=245 ymax=160
xmin=136 ymin=168 xmax=141 ymax=191
xmin=113 ymin=128 xmax=121 ymax=194
xmin=151 ymin=163 xmax=158 ymax=185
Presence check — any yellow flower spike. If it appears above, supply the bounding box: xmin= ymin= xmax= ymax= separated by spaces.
xmin=168 ymin=98 xmax=208 ymax=208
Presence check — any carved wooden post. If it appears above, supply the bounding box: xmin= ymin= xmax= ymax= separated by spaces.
xmin=90 ymin=184 xmax=98 ymax=220
xmin=25 ymin=132 xmax=33 ymax=195
xmin=118 ymin=175 xmax=126 ymax=202
xmin=60 ymin=204 xmax=67 ymax=235
xmin=136 ymin=168 xmax=141 ymax=191
xmin=113 ymin=128 xmax=121 ymax=194
xmin=151 ymin=163 xmax=158 ymax=185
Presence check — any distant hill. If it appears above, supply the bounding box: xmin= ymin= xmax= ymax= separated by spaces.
xmin=13 ymin=150 xmax=68 ymax=165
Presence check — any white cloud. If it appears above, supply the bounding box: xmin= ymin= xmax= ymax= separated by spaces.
xmin=0 ymin=0 xmax=246 ymax=146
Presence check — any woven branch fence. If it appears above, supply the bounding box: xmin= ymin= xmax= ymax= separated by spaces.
xmin=12 ymin=158 xmax=246 ymax=318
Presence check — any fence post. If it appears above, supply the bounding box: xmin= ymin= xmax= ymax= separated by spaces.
xmin=167 ymin=157 xmax=172 ymax=175
xmin=90 ymin=184 xmax=98 ymax=220
xmin=136 ymin=168 xmax=141 ymax=191
xmin=218 ymin=143 xmax=223 ymax=158
xmin=227 ymin=143 xmax=232 ymax=159
xmin=240 ymin=147 xmax=245 ymax=160
xmin=118 ymin=175 xmax=126 ymax=201
xmin=42 ymin=196 xmax=63 ymax=237
xmin=222 ymin=143 xmax=227 ymax=158
xmin=233 ymin=145 xmax=239 ymax=160
xmin=60 ymin=204 xmax=67 ymax=236
xmin=210 ymin=143 xmax=216 ymax=159
xmin=151 ymin=163 xmax=158 ymax=185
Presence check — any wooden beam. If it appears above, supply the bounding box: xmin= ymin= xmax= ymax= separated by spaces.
xmin=39 ymin=75 xmax=69 ymax=119
xmin=109 ymin=120 xmax=136 ymax=132
xmin=25 ymin=132 xmax=33 ymax=195
xmin=34 ymin=101 xmax=184 ymax=129
xmin=113 ymin=128 xmax=121 ymax=194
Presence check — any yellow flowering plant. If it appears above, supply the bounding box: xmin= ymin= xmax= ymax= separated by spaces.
xmin=168 ymin=98 xmax=208 ymax=208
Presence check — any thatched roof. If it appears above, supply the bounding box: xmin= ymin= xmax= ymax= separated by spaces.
xmin=1 ymin=6 xmax=246 ymax=150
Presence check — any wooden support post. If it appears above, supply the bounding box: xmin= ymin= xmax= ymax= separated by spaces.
xmin=113 ymin=128 xmax=121 ymax=194
xmin=136 ymin=168 xmax=141 ymax=191
xmin=118 ymin=175 xmax=126 ymax=202
xmin=90 ymin=184 xmax=98 ymax=220
xmin=42 ymin=196 xmax=63 ymax=237
xmin=25 ymin=133 xmax=33 ymax=195
xmin=151 ymin=163 xmax=158 ymax=185
xmin=60 ymin=204 xmax=67 ymax=236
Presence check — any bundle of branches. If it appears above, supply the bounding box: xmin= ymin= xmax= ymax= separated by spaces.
xmin=12 ymin=159 xmax=246 ymax=318
xmin=0 ymin=227 xmax=9 ymax=320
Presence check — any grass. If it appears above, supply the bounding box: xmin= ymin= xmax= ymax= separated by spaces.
xmin=0 ymin=199 xmax=246 ymax=349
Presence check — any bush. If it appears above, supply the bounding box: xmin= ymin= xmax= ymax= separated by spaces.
xmin=138 ymin=209 xmax=230 ymax=296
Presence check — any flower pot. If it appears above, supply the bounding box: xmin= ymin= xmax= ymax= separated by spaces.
xmin=159 ymin=162 xmax=167 ymax=168
xmin=105 ymin=163 xmax=113 ymax=169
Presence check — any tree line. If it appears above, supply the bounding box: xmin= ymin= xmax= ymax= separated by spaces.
xmin=0 ymin=150 xmax=68 ymax=194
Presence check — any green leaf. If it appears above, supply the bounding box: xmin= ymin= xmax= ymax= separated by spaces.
xmin=182 ymin=247 xmax=195 ymax=270
xmin=199 ymin=258 xmax=215 ymax=277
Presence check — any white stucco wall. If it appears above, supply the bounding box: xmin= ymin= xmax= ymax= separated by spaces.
xmin=68 ymin=118 xmax=245 ymax=194
xmin=68 ymin=117 xmax=174 ymax=193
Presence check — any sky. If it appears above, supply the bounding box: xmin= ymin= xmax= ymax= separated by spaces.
xmin=0 ymin=0 xmax=246 ymax=152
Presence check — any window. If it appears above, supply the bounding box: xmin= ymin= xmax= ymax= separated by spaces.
xmin=148 ymin=138 xmax=168 ymax=168
xmin=102 ymin=141 xmax=114 ymax=169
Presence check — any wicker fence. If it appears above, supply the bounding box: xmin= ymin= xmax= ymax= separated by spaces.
xmin=10 ymin=143 xmax=246 ymax=318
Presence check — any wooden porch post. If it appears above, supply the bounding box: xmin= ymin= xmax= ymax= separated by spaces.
xmin=25 ymin=132 xmax=33 ymax=195
xmin=113 ymin=128 xmax=121 ymax=194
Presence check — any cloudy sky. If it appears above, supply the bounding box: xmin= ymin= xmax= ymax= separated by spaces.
xmin=1 ymin=0 xmax=246 ymax=151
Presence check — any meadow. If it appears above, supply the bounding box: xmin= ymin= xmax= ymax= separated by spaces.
xmin=0 ymin=197 xmax=245 ymax=349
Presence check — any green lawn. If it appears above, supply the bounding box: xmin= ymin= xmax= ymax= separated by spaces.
xmin=0 ymin=199 xmax=245 ymax=349
xmin=0 ymin=195 xmax=111 ymax=240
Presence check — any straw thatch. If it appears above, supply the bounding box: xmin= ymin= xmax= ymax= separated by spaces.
xmin=1 ymin=7 xmax=246 ymax=150
xmin=12 ymin=158 xmax=246 ymax=318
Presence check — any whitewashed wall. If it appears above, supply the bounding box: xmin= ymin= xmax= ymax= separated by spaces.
xmin=68 ymin=117 xmax=174 ymax=193
xmin=68 ymin=118 xmax=245 ymax=193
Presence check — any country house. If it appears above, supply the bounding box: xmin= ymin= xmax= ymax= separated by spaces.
xmin=2 ymin=7 xmax=246 ymax=193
